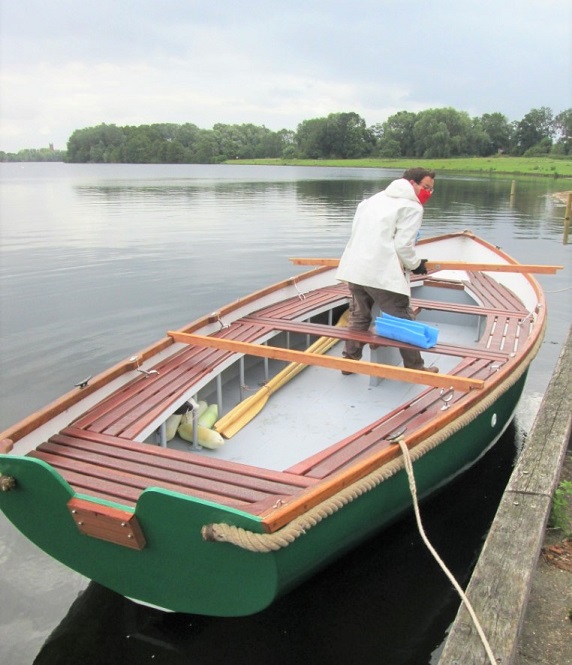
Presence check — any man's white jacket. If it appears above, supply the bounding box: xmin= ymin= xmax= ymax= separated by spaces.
xmin=336 ymin=178 xmax=424 ymax=296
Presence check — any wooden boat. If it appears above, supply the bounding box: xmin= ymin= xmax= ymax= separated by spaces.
xmin=0 ymin=231 xmax=556 ymax=617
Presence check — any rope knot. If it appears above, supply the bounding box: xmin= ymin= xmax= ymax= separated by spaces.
xmin=0 ymin=474 xmax=16 ymax=492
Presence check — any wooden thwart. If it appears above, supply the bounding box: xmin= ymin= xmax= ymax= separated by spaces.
xmin=289 ymin=258 xmax=563 ymax=274
xmin=167 ymin=331 xmax=484 ymax=392
xmin=214 ymin=310 xmax=350 ymax=438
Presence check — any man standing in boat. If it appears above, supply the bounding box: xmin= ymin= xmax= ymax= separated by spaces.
xmin=336 ymin=167 xmax=438 ymax=374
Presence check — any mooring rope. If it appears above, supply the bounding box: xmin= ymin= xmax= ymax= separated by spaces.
xmin=397 ymin=438 xmax=497 ymax=665
xmin=202 ymin=323 xmax=545 ymax=552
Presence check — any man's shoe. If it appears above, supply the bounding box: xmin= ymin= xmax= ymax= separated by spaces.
xmin=419 ymin=365 xmax=439 ymax=373
xmin=342 ymin=355 xmax=361 ymax=375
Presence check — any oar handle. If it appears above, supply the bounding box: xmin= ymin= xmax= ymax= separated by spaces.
xmin=425 ymin=261 xmax=563 ymax=274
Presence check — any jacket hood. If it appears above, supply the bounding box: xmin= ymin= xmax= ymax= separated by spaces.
xmin=384 ymin=178 xmax=419 ymax=203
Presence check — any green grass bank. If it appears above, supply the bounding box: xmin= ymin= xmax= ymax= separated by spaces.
xmin=228 ymin=156 xmax=572 ymax=178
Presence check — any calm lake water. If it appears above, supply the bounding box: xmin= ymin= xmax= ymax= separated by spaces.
xmin=0 ymin=163 xmax=570 ymax=664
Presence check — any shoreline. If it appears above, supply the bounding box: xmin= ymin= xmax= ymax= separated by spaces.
xmin=1 ymin=157 xmax=572 ymax=178
xmin=227 ymin=156 xmax=572 ymax=178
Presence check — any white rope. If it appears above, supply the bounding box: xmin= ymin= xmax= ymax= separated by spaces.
xmin=397 ymin=439 xmax=497 ymax=665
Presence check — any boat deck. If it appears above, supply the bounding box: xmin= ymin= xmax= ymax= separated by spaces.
xmin=28 ymin=426 xmax=312 ymax=512
xmin=27 ymin=271 xmax=532 ymax=517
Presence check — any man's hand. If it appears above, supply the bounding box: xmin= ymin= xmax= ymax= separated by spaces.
xmin=412 ymin=259 xmax=428 ymax=275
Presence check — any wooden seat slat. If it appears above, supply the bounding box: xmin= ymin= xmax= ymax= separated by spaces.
xmin=26 ymin=457 xmax=144 ymax=506
xmin=466 ymin=272 xmax=528 ymax=313
xmin=25 ymin=417 xmax=317 ymax=511
xmin=409 ymin=297 xmax=525 ymax=318
xmin=71 ymin=345 xmax=221 ymax=432
xmin=305 ymin=362 xmax=493 ymax=478
xmin=73 ymin=349 xmax=213 ymax=434
xmin=241 ymin=315 xmax=510 ymax=361
xmin=59 ymin=426 xmax=313 ymax=487
xmin=35 ymin=441 xmax=274 ymax=503
xmin=73 ymin=322 xmax=267 ymax=437
xmin=252 ymin=287 xmax=348 ymax=321
xmin=69 ymin=286 xmax=351 ymax=442
xmin=105 ymin=322 xmax=266 ymax=438
xmin=28 ymin=449 xmax=248 ymax=508
xmin=47 ymin=434 xmax=310 ymax=496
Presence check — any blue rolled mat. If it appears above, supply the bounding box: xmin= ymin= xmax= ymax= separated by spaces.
xmin=374 ymin=313 xmax=439 ymax=349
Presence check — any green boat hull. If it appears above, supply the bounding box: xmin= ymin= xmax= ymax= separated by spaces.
xmin=0 ymin=373 xmax=526 ymax=616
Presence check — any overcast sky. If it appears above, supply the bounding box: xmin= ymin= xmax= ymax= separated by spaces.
xmin=1 ymin=0 xmax=570 ymax=152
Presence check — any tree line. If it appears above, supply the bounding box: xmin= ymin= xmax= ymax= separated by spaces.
xmin=2 ymin=106 xmax=571 ymax=164
xmin=1 ymin=146 xmax=67 ymax=162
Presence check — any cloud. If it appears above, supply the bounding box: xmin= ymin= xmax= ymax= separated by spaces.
xmin=0 ymin=0 xmax=570 ymax=152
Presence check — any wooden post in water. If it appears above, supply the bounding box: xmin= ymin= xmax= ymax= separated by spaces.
xmin=509 ymin=179 xmax=516 ymax=206
xmin=564 ymin=191 xmax=571 ymax=244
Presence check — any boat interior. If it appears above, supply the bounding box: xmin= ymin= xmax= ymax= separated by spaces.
xmin=26 ymin=270 xmax=532 ymax=521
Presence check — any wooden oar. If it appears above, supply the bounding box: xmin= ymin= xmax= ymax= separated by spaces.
xmin=289 ymin=258 xmax=563 ymax=274
xmin=214 ymin=310 xmax=350 ymax=438
xmin=167 ymin=330 xmax=484 ymax=392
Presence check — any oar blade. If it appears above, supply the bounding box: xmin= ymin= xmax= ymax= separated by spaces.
xmin=214 ymin=310 xmax=349 ymax=438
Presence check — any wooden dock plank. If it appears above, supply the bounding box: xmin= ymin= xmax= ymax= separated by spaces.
xmin=438 ymin=327 xmax=572 ymax=665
